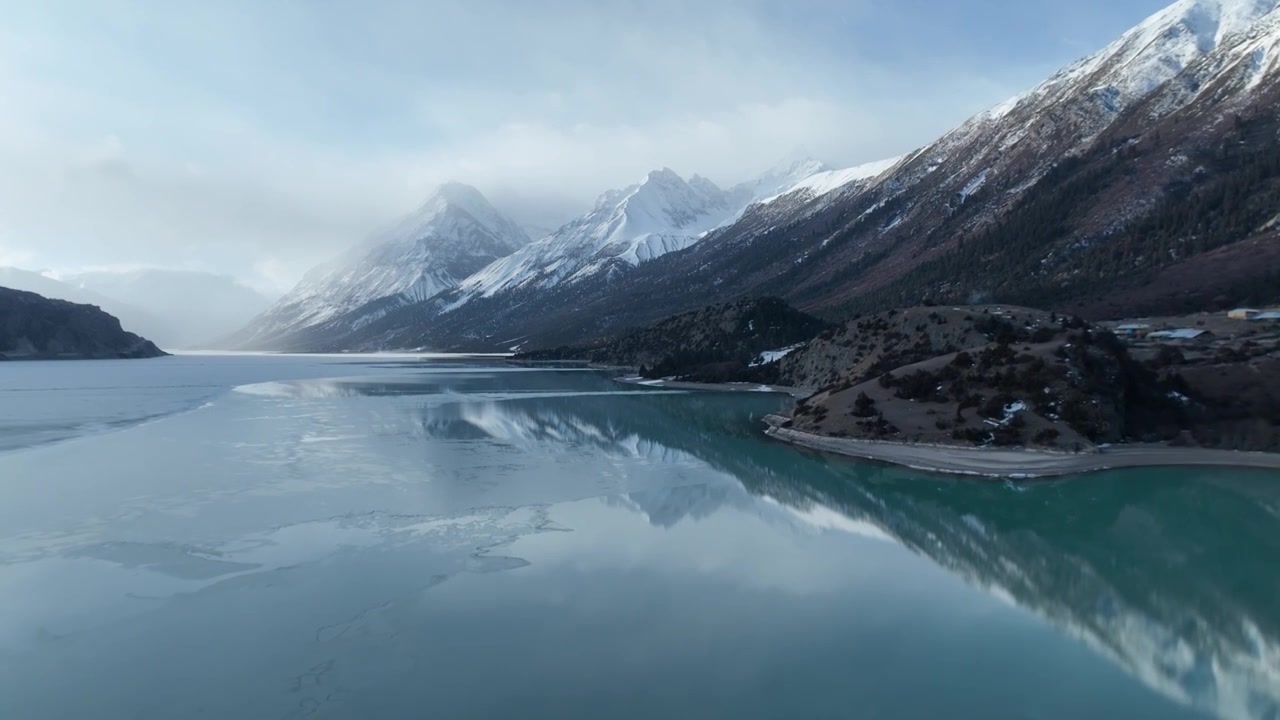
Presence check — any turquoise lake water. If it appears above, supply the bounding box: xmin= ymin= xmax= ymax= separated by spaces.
xmin=0 ymin=355 xmax=1276 ymax=719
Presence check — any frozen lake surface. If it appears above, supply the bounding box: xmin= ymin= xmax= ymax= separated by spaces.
xmin=0 ymin=354 xmax=1277 ymax=719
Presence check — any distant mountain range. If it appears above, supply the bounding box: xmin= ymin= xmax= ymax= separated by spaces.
xmin=226 ymin=0 xmax=1280 ymax=353
xmin=229 ymin=158 xmax=835 ymax=351
xmin=0 ymin=267 xmax=271 ymax=350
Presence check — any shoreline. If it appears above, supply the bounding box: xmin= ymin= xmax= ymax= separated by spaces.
xmin=613 ymin=375 xmax=811 ymax=399
xmin=765 ymin=422 xmax=1280 ymax=478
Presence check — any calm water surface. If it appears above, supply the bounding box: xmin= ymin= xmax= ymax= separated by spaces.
xmin=0 ymin=355 xmax=1277 ymax=719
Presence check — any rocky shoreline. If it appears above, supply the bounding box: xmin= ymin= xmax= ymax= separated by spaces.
xmin=764 ymin=418 xmax=1280 ymax=478
xmin=611 ymin=371 xmax=1280 ymax=478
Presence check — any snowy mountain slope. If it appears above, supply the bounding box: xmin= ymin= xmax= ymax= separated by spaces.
xmin=811 ymin=0 xmax=1280 ymax=252
xmin=756 ymin=156 xmax=904 ymax=206
xmin=258 ymin=0 xmax=1280 ymax=353
xmin=566 ymin=0 xmax=1280 ymax=322
xmin=224 ymin=183 xmax=530 ymax=349
xmin=448 ymin=161 xmax=833 ymax=304
xmin=727 ymin=156 xmax=831 ymax=208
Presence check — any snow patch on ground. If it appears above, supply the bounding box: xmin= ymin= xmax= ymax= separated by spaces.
xmin=751 ymin=344 xmax=804 ymax=367
xmin=957 ymin=169 xmax=990 ymax=204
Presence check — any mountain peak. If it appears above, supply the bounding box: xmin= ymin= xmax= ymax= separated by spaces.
xmin=730 ymin=155 xmax=832 ymax=206
xmin=383 ymin=182 xmax=529 ymax=251
xmin=229 ymin=178 xmax=533 ymax=347
xmin=687 ymin=174 xmax=723 ymax=198
xmin=430 ymin=181 xmax=488 ymax=205
xmin=643 ymin=167 xmax=685 ymax=185
xmin=418 ymin=181 xmax=497 ymax=221
xmin=769 ymin=155 xmax=830 ymax=177
xmin=1042 ymin=0 xmax=1280 ymax=102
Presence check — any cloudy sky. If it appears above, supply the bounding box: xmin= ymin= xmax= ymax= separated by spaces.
xmin=0 ymin=0 xmax=1169 ymax=295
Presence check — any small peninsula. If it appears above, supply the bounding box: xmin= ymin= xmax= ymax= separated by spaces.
xmin=0 ymin=286 xmax=167 ymax=360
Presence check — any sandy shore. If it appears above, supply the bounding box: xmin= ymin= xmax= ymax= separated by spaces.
xmin=764 ymin=421 xmax=1280 ymax=478
xmin=614 ymin=375 xmax=811 ymax=399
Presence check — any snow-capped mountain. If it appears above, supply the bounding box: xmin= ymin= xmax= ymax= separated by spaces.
xmin=226 ymin=182 xmax=530 ymax=349
xmin=447 ymin=159 xmax=832 ymax=304
xmin=861 ymin=0 xmax=1280 ymax=220
xmin=237 ymin=0 xmax=1280 ymax=353
xmin=452 ymin=169 xmax=737 ymax=300
xmin=427 ymin=0 xmax=1280 ymax=348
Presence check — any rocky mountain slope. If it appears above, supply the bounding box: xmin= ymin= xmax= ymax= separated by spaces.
xmin=606 ymin=0 xmax=1280 ymax=325
xmin=328 ymin=0 xmax=1280 ymax=354
xmin=0 ymin=286 xmax=166 ymax=360
xmin=227 ymin=0 xmax=1280 ymax=355
xmin=226 ymin=183 xmax=531 ymax=350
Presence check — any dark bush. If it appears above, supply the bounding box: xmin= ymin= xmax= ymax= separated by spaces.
xmin=894 ymin=370 xmax=944 ymax=401
xmin=852 ymin=392 xmax=878 ymax=418
xmin=1031 ymin=326 xmax=1057 ymax=343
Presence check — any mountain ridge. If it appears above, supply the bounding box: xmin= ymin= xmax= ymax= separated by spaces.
xmin=227 ymin=0 xmax=1280 ymax=354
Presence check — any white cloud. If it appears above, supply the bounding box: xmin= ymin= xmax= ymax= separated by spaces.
xmin=0 ymin=0 xmax=1123 ymax=292
xmin=0 ymin=245 xmax=37 ymax=269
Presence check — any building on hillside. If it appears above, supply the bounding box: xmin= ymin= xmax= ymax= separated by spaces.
xmin=1115 ymin=323 xmax=1150 ymax=336
xmin=1252 ymin=311 xmax=1280 ymax=322
xmin=1147 ymin=328 xmax=1212 ymax=341
xmin=1229 ymin=308 xmax=1261 ymax=320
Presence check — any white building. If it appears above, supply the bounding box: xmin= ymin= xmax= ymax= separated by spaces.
xmin=1147 ymin=328 xmax=1210 ymax=340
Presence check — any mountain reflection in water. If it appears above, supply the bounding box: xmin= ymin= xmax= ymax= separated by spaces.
xmin=1 ymin=362 xmax=1276 ymax=720
xmin=389 ymin=378 xmax=1280 ymax=720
